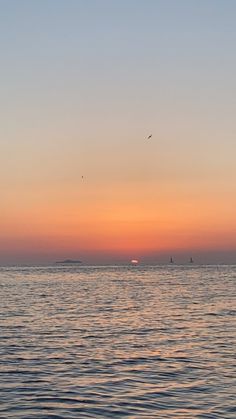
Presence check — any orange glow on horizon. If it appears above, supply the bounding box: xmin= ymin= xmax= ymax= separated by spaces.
xmin=1 ymin=173 xmax=236 ymax=262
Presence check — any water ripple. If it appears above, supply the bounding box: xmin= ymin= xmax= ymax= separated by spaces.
xmin=0 ymin=265 xmax=235 ymax=418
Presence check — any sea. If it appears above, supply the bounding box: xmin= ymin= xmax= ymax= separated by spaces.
xmin=0 ymin=265 xmax=235 ymax=418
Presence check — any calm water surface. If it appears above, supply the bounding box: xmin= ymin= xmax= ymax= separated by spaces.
xmin=0 ymin=265 xmax=235 ymax=418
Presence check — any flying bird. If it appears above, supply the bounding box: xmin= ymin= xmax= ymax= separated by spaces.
xmin=147 ymin=134 xmax=152 ymax=140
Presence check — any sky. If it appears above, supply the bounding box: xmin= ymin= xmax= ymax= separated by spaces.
xmin=1 ymin=0 xmax=236 ymax=264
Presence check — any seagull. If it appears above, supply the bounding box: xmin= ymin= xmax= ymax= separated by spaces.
xmin=147 ymin=134 xmax=152 ymax=140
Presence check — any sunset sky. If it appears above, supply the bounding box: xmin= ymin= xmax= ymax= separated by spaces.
xmin=1 ymin=0 xmax=236 ymax=264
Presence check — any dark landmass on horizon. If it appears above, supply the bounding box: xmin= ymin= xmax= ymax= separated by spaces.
xmin=55 ymin=259 xmax=82 ymax=264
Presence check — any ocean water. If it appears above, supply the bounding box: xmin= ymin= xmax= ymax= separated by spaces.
xmin=0 ymin=265 xmax=235 ymax=418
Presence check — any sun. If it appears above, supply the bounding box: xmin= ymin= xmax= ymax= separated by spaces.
xmin=131 ymin=259 xmax=139 ymax=265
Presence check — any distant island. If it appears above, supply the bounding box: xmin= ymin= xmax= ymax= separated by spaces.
xmin=56 ymin=259 xmax=82 ymax=264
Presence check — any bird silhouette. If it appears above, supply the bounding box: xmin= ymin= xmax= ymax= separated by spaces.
xmin=147 ymin=134 xmax=152 ymax=140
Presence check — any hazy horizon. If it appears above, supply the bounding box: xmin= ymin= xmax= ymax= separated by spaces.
xmin=1 ymin=0 xmax=236 ymax=264
xmin=1 ymin=248 xmax=236 ymax=266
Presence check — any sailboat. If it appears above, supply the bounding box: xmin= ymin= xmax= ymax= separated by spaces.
xmin=190 ymin=257 xmax=194 ymax=263
xmin=170 ymin=257 xmax=174 ymax=263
